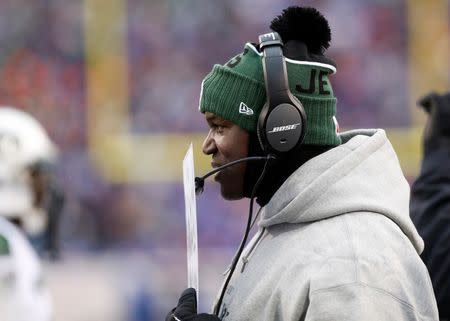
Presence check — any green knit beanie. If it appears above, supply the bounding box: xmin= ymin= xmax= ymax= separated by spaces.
xmin=199 ymin=42 xmax=340 ymax=146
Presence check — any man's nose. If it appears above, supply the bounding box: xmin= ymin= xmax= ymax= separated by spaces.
xmin=202 ymin=131 xmax=216 ymax=155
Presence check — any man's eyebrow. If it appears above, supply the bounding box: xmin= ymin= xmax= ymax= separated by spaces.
xmin=206 ymin=114 xmax=228 ymax=124
xmin=205 ymin=114 xmax=217 ymax=122
xmin=205 ymin=114 xmax=234 ymax=127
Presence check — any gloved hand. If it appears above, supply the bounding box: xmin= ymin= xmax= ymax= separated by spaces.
xmin=418 ymin=91 xmax=450 ymax=151
xmin=165 ymin=288 xmax=221 ymax=321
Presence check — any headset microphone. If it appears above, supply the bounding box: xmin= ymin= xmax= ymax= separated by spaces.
xmin=194 ymin=155 xmax=274 ymax=195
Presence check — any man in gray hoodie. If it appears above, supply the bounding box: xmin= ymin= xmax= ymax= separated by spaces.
xmin=166 ymin=6 xmax=439 ymax=321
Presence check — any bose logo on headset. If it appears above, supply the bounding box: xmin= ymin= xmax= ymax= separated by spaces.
xmin=267 ymin=123 xmax=301 ymax=134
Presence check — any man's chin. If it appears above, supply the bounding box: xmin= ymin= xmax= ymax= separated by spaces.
xmin=220 ymin=184 xmax=244 ymax=201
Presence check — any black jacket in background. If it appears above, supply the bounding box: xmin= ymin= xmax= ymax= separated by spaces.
xmin=411 ymin=142 xmax=450 ymax=319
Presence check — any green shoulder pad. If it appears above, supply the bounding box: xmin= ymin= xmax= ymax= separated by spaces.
xmin=0 ymin=234 xmax=10 ymax=255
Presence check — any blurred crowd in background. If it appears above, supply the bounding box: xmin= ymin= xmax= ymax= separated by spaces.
xmin=0 ymin=0 xmax=448 ymax=320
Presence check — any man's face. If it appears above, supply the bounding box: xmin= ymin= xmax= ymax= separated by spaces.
xmin=202 ymin=112 xmax=249 ymax=200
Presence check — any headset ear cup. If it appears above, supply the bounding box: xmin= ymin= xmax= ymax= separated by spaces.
xmin=257 ymin=100 xmax=307 ymax=155
xmin=264 ymin=102 xmax=305 ymax=153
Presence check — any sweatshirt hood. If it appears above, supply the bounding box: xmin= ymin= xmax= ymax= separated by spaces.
xmin=259 ymin=129 xmax=424 ymax=254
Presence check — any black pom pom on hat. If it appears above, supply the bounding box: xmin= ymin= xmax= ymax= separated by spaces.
xmin=270 ymin=6 xmax=332 ymax=55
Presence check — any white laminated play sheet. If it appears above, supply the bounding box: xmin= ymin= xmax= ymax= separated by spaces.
xmin=182 ymin=143 xmax=199 ymax=300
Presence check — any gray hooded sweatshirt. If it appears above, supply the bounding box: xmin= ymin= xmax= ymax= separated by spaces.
xmin=216 ymin=129 xmax=439 ymax=321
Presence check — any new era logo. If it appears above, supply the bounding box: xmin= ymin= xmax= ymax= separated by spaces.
xmin=239 ymin=102 xmax=254 ymax=116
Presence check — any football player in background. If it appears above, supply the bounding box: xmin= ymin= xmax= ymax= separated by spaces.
xmin=0 ymin=106 xmax=64 ymax=321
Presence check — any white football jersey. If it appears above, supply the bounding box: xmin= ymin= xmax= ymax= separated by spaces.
xmin=0 ymin=217 xmax=52 ymax=321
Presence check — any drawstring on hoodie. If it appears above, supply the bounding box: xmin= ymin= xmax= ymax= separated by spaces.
xmin=241 ymin=228 xmax=266 ymax=273
xmin=222 ymin=206 xmax=266 ymax=275
xmin=222 ymin=196 xmax=265 ymax=277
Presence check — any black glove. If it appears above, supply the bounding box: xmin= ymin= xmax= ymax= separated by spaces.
xmin=165 ymin=288 xmax=221 ymax=321
xmin=418 ymin=91 xmax=450 ymax=151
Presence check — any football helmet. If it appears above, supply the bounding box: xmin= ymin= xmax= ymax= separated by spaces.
xmin=0 ymin=106 xmax=63 ymax=258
